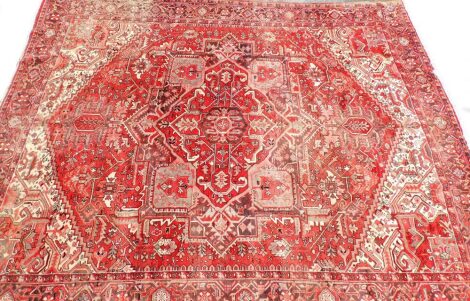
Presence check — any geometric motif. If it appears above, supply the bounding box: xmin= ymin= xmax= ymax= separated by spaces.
xmin=0 ymin=0 xmax=468 ymax=299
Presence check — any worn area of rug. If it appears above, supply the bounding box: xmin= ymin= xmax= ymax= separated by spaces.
xmin=0 ymin=0 xmax=469 ymax=300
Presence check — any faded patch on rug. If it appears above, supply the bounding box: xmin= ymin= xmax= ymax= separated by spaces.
xmin=0 ymin=0 xmax=468 ymax=300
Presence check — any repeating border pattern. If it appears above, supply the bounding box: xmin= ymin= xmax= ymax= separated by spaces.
xmin=0 ymin=0 xmax=468 ymax=298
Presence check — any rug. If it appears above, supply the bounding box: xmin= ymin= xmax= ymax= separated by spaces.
xmin=0 ymin=0 xmax=469 ymax=300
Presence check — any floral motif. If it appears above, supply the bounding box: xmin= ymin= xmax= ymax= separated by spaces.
xmin=154 ymin=238 xmax=177 ymax=257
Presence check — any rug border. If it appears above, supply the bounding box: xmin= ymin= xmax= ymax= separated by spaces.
xmin=383 ymin=1 xmax=470 ymax=267
xmin=0 ymin=0 xmax=71 ymax=197
xmin=0 ymin=0 xmax=468 ymax=285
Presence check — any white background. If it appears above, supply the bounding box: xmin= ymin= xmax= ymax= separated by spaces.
xmin=0 ymin=0 xmax=469 ymax=144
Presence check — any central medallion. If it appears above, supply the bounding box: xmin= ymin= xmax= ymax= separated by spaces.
xmin=157 ymin=59 xmax=289 ymax=207
xmin=201 ymin=107 xmax=248 ymax=144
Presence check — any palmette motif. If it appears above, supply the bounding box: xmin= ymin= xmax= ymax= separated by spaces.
xmin=0 ymin=0 xmax=468 ymax=300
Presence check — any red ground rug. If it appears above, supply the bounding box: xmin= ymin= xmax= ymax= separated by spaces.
xmin=0 ymin=0 xmax=469 ymax=300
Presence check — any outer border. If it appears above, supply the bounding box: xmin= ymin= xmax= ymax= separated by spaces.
xmin=0 ymin=0 xmax=468 ymax=290
xmin=0 ymin=0 xmax=71 ymax=197
xmin=382 ymin=2 xmax=470 ymax=268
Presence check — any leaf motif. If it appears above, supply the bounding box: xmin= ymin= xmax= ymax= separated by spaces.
xmin=175 ymin=118 xmax=198 ymax=132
